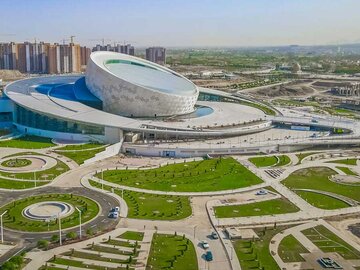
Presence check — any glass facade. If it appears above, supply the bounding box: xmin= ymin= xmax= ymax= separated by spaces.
xmin=15 ymin=105 xmax=104 ymax=135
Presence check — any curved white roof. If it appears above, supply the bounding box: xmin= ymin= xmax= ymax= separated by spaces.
xmin=91 ymin=51 xmax=197 ymax=96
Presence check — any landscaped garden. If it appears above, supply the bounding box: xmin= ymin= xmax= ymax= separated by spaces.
xmin=41 ymin=230 xmax=143 ymax=270
xmin=302 ymin=225 xmax=360 ymax=260
xmin=55 ymin=144 xmax=107 ymax=164
xmin=90 ymin=180 xmax=192 ymax=220
xmin=277 ymin=234 xmax=309 ymax=262
xmin=1 ymin=158 xmax=32 ymax=168
xmin=0 ymin=194 xmax=99 ymax=232
xmin=249 ymin=155 xmax=290 ymax=168
xmin=96 ymin=157 xmax=263 ymax=192
xmin=233 ymin=226 xmax=286 ymax=270
xmin=0 ymin=156 xmax=69 ymax=180
xmin=214 ymin=198 xmax=299 ymax=218
xmin=0 ymin=135 xmax=54 ymax=149
xmin=282 ymin=167 xmax=360 ymax=206
xmin=146 ymin=233 xmax=198 ymax=270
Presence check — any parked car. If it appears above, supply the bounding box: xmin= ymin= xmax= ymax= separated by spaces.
xmin=205 ymin=251 xmax=213 ymax=261
xmin=108 ymin=212 xmax=119 ymax=219
xmin=211 ymin=231 xmax=219 ymax=239
xmin=110 ymin=206 xmax=120 ymax=213
xmin=201 ymin=240 xmax=210 ymax=249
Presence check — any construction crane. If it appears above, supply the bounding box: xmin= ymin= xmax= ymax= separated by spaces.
xmin=89 ymin=38 xmax=111 ymax=46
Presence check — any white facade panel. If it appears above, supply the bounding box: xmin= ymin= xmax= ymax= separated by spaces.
xmin=85 ymin=52 xmax=199 ymax=117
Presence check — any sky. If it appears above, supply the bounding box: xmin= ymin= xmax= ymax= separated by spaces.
xmin=1 ymin=0 xmax=360 ymax=47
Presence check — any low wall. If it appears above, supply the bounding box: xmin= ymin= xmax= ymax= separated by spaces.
xmin=122 ymin=143 xmax=279 ymax=158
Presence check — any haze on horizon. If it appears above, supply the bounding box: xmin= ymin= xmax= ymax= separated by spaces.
xmin=1 ymin=0 xmax=360 ymax=48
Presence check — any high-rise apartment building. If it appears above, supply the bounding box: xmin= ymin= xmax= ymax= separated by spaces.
xmin=145 ymin=47 xmax=166 ymax=65
xmin=0 ymin=42 xmax=18 ymax=70
xmin=92 ymin=43 xmax=135 ymax=56
xmin=0 ymin=42 xmax=90 ymax=74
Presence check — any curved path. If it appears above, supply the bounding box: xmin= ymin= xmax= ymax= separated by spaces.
xmin=0 ymin=186 xmax=119 ymax=264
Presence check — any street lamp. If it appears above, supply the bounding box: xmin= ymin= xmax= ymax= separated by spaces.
xmin=101 ymin=169 xmax=104 ymax=191
xmin=193 ymin=225 xmax=197 ymax=239
xmin=58 ymin=212 xmax=62 ymax=245
xmin=34 ymin=171 xmax=36 ymax=188
xmin=0 ymin=210 xmax=8 ymax=243
xmin=75 ymin=207 xmax=82 ymax=239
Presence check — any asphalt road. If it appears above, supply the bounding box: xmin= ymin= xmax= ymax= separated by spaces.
xmin=0 ymin=186 xmax=120 ymax=264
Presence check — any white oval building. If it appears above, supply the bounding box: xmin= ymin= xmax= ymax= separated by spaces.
xmin=85 ymin=51 xmax=199 ymax=117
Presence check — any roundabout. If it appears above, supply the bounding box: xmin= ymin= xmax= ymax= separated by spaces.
xmin=0 ymin=154 xmax=57 ymax=173
xmin=0 ymin=193 xmax=99 ymax=232
xmin=23 ymin=201 xmax=74 ymax=221
xmin=1 ymin=158 xmax=32 ymax=168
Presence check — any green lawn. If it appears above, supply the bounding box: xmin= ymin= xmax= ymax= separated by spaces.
xmin=97 ymin=157 xmax=263 ymax=192
xmin=0 ymin=194 xmax=99 ymax=232
xmin=302 ymin=225 xmax=360 ymax=260
xmin=276 ymin=155 xmax=291 ymax=166
xmin=146 ymin=234 xmax=198 ymax=270
xmin=90 ymin=180 xmax=192 ymax=220
xmin=278 ymin=234 xmax=309 ymax=262
xmin=119 ymin=231 xmax=144 ymax=241
xmin=233 ymin=227 xmax=285 ymax=270
xmin=296 ymin=152 xmax=316 ymax=164
xmin=0 ymin=158 xmax=69 ymax=180
xmin=214 ymin=198 xmax=299 ymax=218
xmin=56 ymin=143 xmax=105 ymax=151
xmin=0 ymin=178 xmax=49 ymax=189
xmin=327 ymin=158 xmax=358 ymax=166
xmin=282 ymin=167 xmax=360 ymax=203
xmin=1 ymin=158 xmax=31 ymax=168
xmin=336 ymin=166 xmax=357 ymax=176
xmin=0 ymin=135 xmax=54 ymax=149
xmin=55 ymin=146 xmax=106 ymax=164
xmin=249 ymin=155 xmax=290 ymax=168
xmin=295 ymin=190 xmax=349 ymax=210
xmin=249 ymin=156 xmax=278 ymax=167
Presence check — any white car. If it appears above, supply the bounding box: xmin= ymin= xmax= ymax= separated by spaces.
xmin=211 ymin=231 xmax=219 ymax=239
xmin=201 ymin=240 xmax=210 ymax=249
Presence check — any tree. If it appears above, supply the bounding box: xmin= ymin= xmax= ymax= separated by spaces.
xmin=37 ymin=239 xmax=49 ymax=249
xmin=66 ymin=231 xmax=77 ymax=240
xmin=51 ymin=234 xmax=59 ymax=243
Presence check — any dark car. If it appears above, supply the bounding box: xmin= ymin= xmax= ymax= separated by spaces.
xmin=205 ymin=251 xmax=213 ymax=261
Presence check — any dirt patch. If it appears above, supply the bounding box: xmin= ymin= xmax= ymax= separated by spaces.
xmin=254 ymin=84 xmax=314 ymax=97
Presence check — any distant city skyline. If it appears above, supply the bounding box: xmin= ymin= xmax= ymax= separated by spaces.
xmin=1 ymin=0 xmax=360 ymax=47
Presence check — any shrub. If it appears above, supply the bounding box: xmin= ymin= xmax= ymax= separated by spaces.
xmin=37 ymin=239 xmax=49 ymax=249
xmin=66 ymin=231 xmax=77 ymax=240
